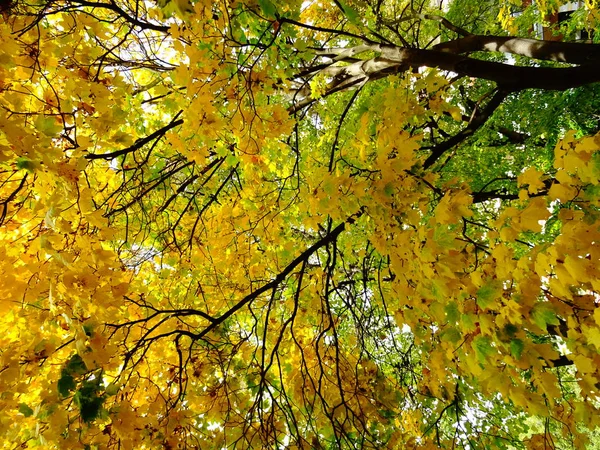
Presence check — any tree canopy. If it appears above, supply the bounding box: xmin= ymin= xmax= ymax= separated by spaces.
xmin=1 ymin=0 xmax=600 ymax=448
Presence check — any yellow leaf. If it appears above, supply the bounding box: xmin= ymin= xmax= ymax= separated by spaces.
xmin=584 ymin=325 xmax=600 ymax=349
xmin=548 ymin=182 xmax=576 ymax=201
xmin=518 ymin=197 xmax=550 ymax=232
xmin=518 ymin=167 xmax=545 ymax=194
xmin=434 ymin=189 xmax=472 ymax=224
xmin=574 ymin=354 xmax=595 ymax=374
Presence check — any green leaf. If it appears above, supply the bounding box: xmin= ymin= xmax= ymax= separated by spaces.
xmin=445 ymin=302 xmax=460 ymax=323
xmin=18 ymin=403 xmax=34 ymax=417
xmin=57 ymin=354 xmax=89 ymax=397
xmin=225 ymin=154 xmax=239 ymax=167
xmin=476 ymin=280 xmax=502 ymax=310
xmin=472 ymin=335 xmax=494 ymax=363
xmin=383 ymin=182 xmax=394 ymax=197
xmin=57 ymin=372 xmax=76 ymax=397
xmin=531 ymin=303 xmax=559 ymax=329
xmin=74 ymin=391 xmax=105 ymax=423
xmin=503 ymin=323 xmax=518 ymax=338
xmin=258 ymin=0 xmax=277 ymax=19
xmin=74 ymin=380 xmax=105 ymax=423
xmin=461 ymin=313 xmax=476 ymax=332
xmin=105 ymin=382 xmax=120 ymax=396
xmin=83 ymin=323 xmax=94 ymax=337
xmin=337 ymin=1 xmax=360 ymax=25
xmin=16 ymin=157 xmax=36 ymax=172
xmin=34 ymin=115 xmax=62 ymax=137
xmin=510 ymin=339 xmax=525 ymax=360
xmin=293 ymin=39 xmax=307 ymax=51
xmin=65 ymin=354 xmax=88 ymax=376
xmin=440 ymin=326 xmax=462 ymax=343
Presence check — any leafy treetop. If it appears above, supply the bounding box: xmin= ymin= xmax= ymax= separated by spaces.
xmin=1 ymin=0 xmax=600 ymax=448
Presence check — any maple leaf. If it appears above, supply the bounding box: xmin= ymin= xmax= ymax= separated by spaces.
xmin=518 ymin=167 xmax=546 ymax=194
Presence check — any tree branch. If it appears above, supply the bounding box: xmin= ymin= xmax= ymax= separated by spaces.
xmin=294 ymin=42 xmax=600 ymax=112
xmin=423 ymin=89 xmax=509 ymax=169
xmin=69 ymin=0 xmax=170 ymax=32
xmin=86 ymin=115 xmax=183 ymax=160
xmin=159 ymin=209 xmax=364 ymax=343
xmin=433 ymin=35 xmax=600 ymax=65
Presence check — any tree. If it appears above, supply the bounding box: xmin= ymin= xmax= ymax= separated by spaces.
xmin=1 ymin=0 xmax=600 ymax=447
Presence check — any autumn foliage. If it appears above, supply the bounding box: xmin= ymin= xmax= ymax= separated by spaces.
xmin=1 ymin=0 xmax=600 ymax=448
